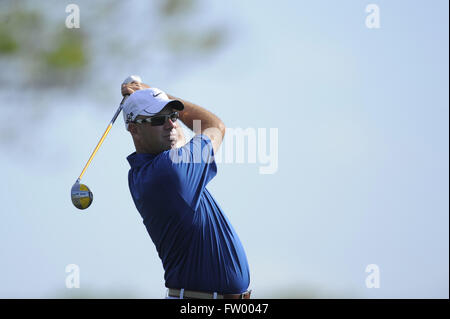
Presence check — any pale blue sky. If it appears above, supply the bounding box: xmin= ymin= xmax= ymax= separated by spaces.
xmin=0 ymin=0 xmax=448 ymax=298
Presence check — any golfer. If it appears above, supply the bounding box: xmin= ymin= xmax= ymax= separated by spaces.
xmin=121 ymin=81 xmax=251 ymax=299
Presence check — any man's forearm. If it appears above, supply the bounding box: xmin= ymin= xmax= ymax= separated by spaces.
xmin=167 ymin=94 xmax=225 ymax=136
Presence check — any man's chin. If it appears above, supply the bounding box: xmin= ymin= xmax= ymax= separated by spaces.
xmin=164 ymin=139 xmax=178 ymax=150
xmin=171 ymin=141 xmax=179 ymax=148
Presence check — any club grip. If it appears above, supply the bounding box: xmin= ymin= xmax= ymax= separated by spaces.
xmin=122 ymin=75 xmax=142 ymax=85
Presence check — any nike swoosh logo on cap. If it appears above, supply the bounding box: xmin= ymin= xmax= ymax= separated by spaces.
xmin=153 ymin=92 xmax=162 ymax=97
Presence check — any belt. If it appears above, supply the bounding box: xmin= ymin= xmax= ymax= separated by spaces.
xmin=168 ymin=288 xmax=252 ymax=299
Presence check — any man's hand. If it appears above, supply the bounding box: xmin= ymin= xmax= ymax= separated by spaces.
xmin=121 ymin=82 xmax=151 ymax=96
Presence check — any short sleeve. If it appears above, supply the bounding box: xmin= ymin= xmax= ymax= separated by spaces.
xmin=165 ymin=134 xmax=217 ymax=210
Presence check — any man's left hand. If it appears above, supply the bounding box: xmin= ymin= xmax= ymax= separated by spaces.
xmin=122 ymin=82 xmax=151 ymax=96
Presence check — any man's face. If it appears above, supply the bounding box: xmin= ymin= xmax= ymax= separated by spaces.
xmin=128 ymin=105 xmax=183 ymax=154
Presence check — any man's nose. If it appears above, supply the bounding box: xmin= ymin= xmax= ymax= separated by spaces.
xmin=165 ymin=117 xmax=177 ymax=129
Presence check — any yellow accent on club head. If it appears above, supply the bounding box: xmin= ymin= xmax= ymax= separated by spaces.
xmin=71 ymin=183 xmax=93 ymax=210
xmin=79 ymin=195 xmax=92 ymax=209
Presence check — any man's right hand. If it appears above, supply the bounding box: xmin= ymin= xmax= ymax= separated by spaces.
xmin=121 ymin=82 xmax=151 ymax=96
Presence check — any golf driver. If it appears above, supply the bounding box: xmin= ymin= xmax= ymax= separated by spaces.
xmin=71 ymin=75 xmax=143 ymax=210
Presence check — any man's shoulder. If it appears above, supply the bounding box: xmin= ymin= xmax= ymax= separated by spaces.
xmin=129 ymin=151 xmax=174 ymax=179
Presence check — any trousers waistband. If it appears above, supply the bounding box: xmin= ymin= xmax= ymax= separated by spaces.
xmin=168 ymin=288 xmax=252 ymax=299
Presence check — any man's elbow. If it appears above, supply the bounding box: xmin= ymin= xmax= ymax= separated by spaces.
xmin=202 ymin=120 xmax=225 ymax=151
xmin=218 ymin=121 xmax=226 ymax=139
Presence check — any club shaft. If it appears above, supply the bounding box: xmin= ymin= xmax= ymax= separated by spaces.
xmin=111 ymin=96 xmax=128 ymax=123
xmin=77 ymin=95 xmax=129 ymax=181
xmin=78 ymin=123 xmax=113 ymax=181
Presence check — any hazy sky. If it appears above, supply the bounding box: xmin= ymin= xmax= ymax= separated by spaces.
xmin=0 ymin=0 xmax=448 ymax=298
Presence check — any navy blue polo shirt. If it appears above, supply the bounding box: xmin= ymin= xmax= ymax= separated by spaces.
xmin=127 ymin=134 xmax=250 ymax=294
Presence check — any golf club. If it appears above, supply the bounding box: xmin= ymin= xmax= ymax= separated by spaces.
xmin=70 ymin=75 xmax=142 ymax=210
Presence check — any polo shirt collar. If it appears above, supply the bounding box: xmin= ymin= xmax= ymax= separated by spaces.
xmin=127 ymin=152 xmax=159 ymax=168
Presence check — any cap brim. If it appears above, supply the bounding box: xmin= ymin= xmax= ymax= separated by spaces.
xmin=167 ymin=100 xmax=184 ymax=111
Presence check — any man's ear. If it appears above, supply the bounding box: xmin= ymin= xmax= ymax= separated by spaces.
xmin=128 ymin=123 xmax=139 ymax=137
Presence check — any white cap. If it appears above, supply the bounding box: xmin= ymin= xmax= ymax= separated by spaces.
xmin=122 ymin=88 xmax=184 ymax=129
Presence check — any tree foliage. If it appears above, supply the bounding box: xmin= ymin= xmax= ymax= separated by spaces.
xmin=0 ymin=0 xmax=227 ymax=88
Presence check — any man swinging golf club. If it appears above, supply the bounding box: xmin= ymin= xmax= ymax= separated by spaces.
xmin=121 ymin=80 xmax=251 ymax=299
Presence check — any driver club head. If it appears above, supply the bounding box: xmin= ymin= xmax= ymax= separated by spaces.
xmin=71 ymin=180 xmax=93 ymax=210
